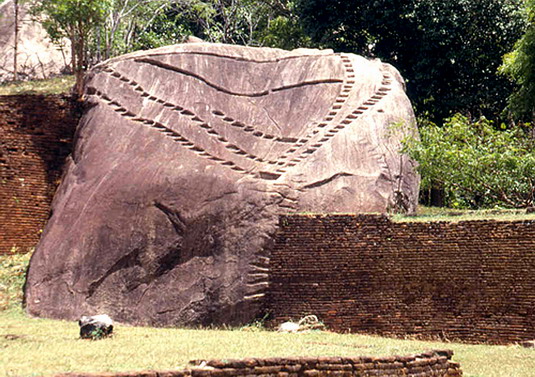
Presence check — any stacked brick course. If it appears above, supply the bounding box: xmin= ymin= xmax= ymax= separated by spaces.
xmin=54 ymin=351 xmax=462 ymax=377
xmin=0 ymin=95 xmax=78 ymax=254
xmin=267 ymin=214 xmax=535 ymax=344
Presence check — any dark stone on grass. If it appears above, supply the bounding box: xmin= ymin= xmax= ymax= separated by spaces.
xmin=79 ymin=314 xmax=113 ymax=340
xmin=25 ymin=42 xmax=419 ymax=327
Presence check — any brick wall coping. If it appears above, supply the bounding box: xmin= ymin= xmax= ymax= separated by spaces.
xmin=284 ymin=212 xmax=535 ymax=225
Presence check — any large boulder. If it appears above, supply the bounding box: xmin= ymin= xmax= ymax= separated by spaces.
xmin=25 ymin=42 xmax=419 ymax=326
xmin=0 ymin=0 xmax=70 ymax=82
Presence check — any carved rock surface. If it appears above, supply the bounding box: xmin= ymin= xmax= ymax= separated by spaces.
xmin=25 ymin=42 xmax=419 ymax=326
xmin=0 ymin=0 xmax=70 ymax=82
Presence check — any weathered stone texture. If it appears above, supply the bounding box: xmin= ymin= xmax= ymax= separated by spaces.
xmin=25 ymin=43 xmax=418 ymax=326
xmin=0 ymin=0 xmax=71 ymax=82
xmin=268 ymin=214 xmax=535 ymax=344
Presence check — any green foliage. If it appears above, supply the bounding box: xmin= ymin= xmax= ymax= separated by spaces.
xmin=0 ymin=251 xmax=31 ymax=311
xmin=31 ymin=0 xmax=312 ymax=68
xmin=296 ymin=0 xmax=527 ymax=122
xmin=126 ymin=9 xmax=192 ymax=52
xmin=404 ymin=114 xmax=535 ymax=208
xmin=255 ymin=1 xmax=310 ymax=49
xmin=92 ymin=0 xmax=179 ymax=59
xmin=134 ymin=0 xmax=310 ymax=50
xmin=0 ymin=75 xmax=75 ymax=95
xmin=257 ymin=16 xmax=309 ymax=49
xmin=151 ymin=0 xmax=266 ymax=45
xmin=29 ymin=0 xmax=111 ymax=95
xmin=30 ymin=0 xmax=110 ymax=42
xmin=501 ymin=0 xmax=535 ymax=121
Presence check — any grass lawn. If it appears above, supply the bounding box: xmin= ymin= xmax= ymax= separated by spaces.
xmin=2 ymin=243 xmax=535 ymax=377
xmin=0 ymin=76 xmax=75 ymax=96
xmin=393 ymin=206 xmax=535 ymax=223
xmin=2 ymin=306 xmax=535 ymax=377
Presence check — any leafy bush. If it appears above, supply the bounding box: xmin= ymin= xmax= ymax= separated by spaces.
xmin=501 ymin=0 xmax=535 ymax=121
xmin=0 ymin=250 xmax=31 ymax=311
xmin=404 ymin=114 xmax=535 ymax=209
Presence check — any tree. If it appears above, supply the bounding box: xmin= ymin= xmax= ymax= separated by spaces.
xmin=14 ymin=0 xmax=19 ymax=81
xmin=255 ymin=0 xmax=310 ymax=49
xmin=147 ymin=0 xmax=277 ymax=46
xmin=296 ymin=0 xmax=527 ymax=122
xmin=30 ymin=0 xmax=111 ymax=97
xmin=131 ymin=0 xmax=309 ymax=51
xmin=403 ymin=114 xmax=535 ymax=208
xmin=94 ymin=0 xmax=170 ymax=61
xmin=501 ymin=0 xmax=535 ymax=122
xmin=29 ymin=0 xmax=308 ymax=95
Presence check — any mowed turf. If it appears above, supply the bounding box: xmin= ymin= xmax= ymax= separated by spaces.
xmin=1 ymin=246 xmax=534 ymax=377
xmin=0 ymin=75 xmax=75 ymax=96
xmin=1 ymin=307 xmax=535 ymax=377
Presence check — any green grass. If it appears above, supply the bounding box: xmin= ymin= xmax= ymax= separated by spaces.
xmin=294 ymin=206 xmax=535 ymax=223
xmin=0 ymin=76 xmax=75 ymax=96
xmin=392 ymin=206 xmax=535 ymax=223
xmin=0 ymin=251 xmax=30 ymax=311
xmin=2 ymin=251 xmax=535 ymax=377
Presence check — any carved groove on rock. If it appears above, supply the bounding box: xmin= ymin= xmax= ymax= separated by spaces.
xmin=244 ymin=255 xmax=271 ymax=301
xmin=95 ymin=66 xmax=330 ymax=170
xmin=211 ymin=110 xmax=309 ymax=145
xmin=276 ymin=54 xmax=394 ymax=176
xmin=141 ymin=51 xmax=336 ymax=64
xmin=93 ymin=88 xmax=255 ymax=175
xmin=94 ymin=66 xmax=290 ymax=174
xmin=134 ymin=57 xmax=343 ymax=98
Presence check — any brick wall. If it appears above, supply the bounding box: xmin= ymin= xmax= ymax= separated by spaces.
xmin=1 ymin=93 xmax=534 ymax=346
xmin=267 ymin=214 xmax=535 ymax=344
xmin=55 ymin=351 xmax=462 ymax=377
xmin=0 ymin=95 xmax=78 ymax=254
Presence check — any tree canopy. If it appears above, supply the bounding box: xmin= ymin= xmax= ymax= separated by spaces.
xmin=501 ymin=0 xmax=535 ymax=121
xmin=29 ymin=0 xmax=111 ymax=95
xmin=404 ymin=115 xmax=535 ymax=209
xmin=296 ymin=0 xmax=527 ymax=122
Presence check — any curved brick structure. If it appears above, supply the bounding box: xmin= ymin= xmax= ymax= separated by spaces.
xmin=25 ymin=43 xmax=418 ymax=327
xmin=53 ymin=351 xmax=463 ymax=377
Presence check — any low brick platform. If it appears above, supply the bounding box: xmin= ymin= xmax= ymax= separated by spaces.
xmin=54 ymin=350 xmax=462 ymax=377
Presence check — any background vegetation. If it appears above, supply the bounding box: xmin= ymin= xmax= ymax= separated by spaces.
xmin=403 ymin=115 xmax=535 ymax=209
xmin=3 ymin=0 xmax=534 ymax=209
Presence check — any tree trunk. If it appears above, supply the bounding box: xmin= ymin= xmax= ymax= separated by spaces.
xmin=430 ymin=187 xmax=445 ymax=207
xmin=75 ymin=30 xmax=85 ymax=98
xmin=13 ymin=0 xmax=19 ymax=81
